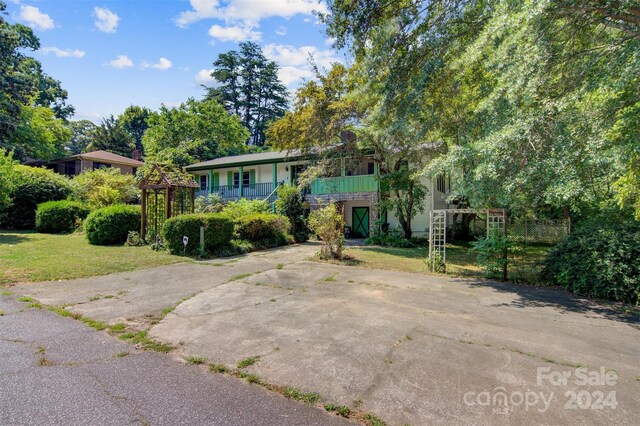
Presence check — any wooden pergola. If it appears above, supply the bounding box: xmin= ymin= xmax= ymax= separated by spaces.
xmin=139 ymin=164 xmax=198 ymax=241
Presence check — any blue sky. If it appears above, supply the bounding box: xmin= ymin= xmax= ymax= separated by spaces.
xmin=6 ymin=0 xmax=345 ymax=122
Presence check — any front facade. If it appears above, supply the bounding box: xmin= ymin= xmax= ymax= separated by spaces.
xmin=26 ymin=150 xmax=144 ymax=176
xmin=186 ymin=151 xmax=449 ymax=238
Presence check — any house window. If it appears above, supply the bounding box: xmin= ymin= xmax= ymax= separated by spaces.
xmin=200 ymin=175 xmax=208 ymax=191
xmin=233 ymin=171 xmax=250 ymax=187
xmin=437 ymin=173 xmax=447 ymax=193
xmin=367 ymin=162 xmax=375 ymax=175
xmin=93 ymin=162 xmax=111 ymax=170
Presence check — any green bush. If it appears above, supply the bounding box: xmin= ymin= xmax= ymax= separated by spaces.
xmin=35 ymin=200 xmax=90 ymax=233
xmin=222 ymin=198 xmax=270 ymax=218
xmin=541 ymin=222 xmax=640 ymax=304
xmin=469 ymin=230 xmax=511 ymax=279
xmin=275 ymin=184 xmax=309 ymax=242
xmin=71 ymin=168 xmax=139 ymax=208
xmin=84 ymin=204 xmax=141 ymax=245
xmin=0 ymin=165 xmax=72 ymax=229
xmin=162 ymin=213 xmax=234 ymax=256
xmin=234 ymin=213 xmax=292 ymax=249
xmin=366 ymin=225 xmax=413 ymax=248
xmin=308 ymin=204 xmax=345 ymax=259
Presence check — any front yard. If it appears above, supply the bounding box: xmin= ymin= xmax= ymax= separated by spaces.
xmin=0 ymin=231 xmax=182 ymax=285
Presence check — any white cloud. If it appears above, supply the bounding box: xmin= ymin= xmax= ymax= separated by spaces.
xmin=208 ymin=24 xmax=261 ymax=42
xmin=41 ymin=47 xmax=85 ymax=58
xmin=20 ymin=5 xmax=54 ymax=30
xmin=195 ymin=68 xmax=217 ymax=87
xmin=109 ymin=55 xmax=133 ymax=69
xmin=276 ymin=25 xmax=287 ymax=36
xmin=94 ymin=7 xmax=120 ymax=33
xmin=263 ymin=44 xmax=343 ymax=89
xmin=142 ymin=57 xmax=173 ymax=70
xmin=175 ymin=0 xmax=326 ymax=27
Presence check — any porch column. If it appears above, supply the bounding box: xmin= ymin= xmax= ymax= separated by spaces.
xmin=272 ymin=163 xmax=277 ymax=190
xmin=340 ymin=158 xmax=346 ymax=177
xmin=239 ymin=165 xmax=244 ymax=197
xmin=208 ymin=169 xmax=214 ymax=194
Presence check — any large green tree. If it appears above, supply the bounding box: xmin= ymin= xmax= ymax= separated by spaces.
xmin=322 ymin=0 xmax=640 ymax=221
xmin=205 ymin=42 xmax=288 ymax=147
xmin=142 ymin=98 xmax=249 ymax=167
xmin=65 ymin=120 xmax=96 ymax=155
xmin=118 ymin=105 xmax=153 ymax=152
xmin=87 ymin=115 xmax=135 ymax=157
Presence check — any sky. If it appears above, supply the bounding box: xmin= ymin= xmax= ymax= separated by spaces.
xmin=5 ymin=0 xmax=346 ymax=123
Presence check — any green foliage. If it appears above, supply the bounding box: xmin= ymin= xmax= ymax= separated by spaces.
xmin=161 ymin=213 xmax=234 ymax=256
xmin=87 ymin=115 xmax=135 ymax=157
xmin=142 ymin=98 xmax=249 ymax=167
xmin=206 ymin=42 xmax=288 ymax=146
xmin=222 ymin=198 xmax=270 ymax=218
xmin=308 ymin=204 xmax=345 ymax=259
xmin=0 ymin=165 xmax=72 ymax=229
xmin=275 ymin=184 xmax=309 ymax=242
xmin=366 ymin=225 xmax=413 ymax=248
xmin=194 ymin=193 xmax=224 ymax=213
xmin=71 ymin=168 xmax=139 ymax=208
xmin=64 ymin=120 xmax=96 ymax=155
xmin=35 ymin=200 xmax=90 ymax=233
xmin=469 ymin=231 xmax=510 ymax=280
xmin=84 ymin=204 xmax=141 ymax=246
xmin=118 ymin=105 xmax=152 ymax=151
xmin=0 ymin=149 xmax=18 ymax=211
xmin=11 ymin=105 xmax=70 ymax=161
xmin=234 ymin=213 xmax=292 ymax=249
xmin=541 ymin=222 xmax=640 ymax=305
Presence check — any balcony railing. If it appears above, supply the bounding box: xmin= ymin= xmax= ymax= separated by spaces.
xmin=196 ymin=182 xmax=276 ymax=201
xmin=309 ymin=175 xmax=378 ymax=195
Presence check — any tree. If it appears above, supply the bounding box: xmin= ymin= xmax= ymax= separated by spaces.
xmin=119 ymin=105 xmax=153 ymax=152
xmin=19 ymin=57 xmax=74 ymax=120
xmin=0 ymin=1 xmax=40 ymax=141
xmin=142 ymin=98 xmax=249 ymax=167
xmin=0 ymin=149 xmax=18 ymax=211
xmin=11 ymin=105 xmax=70 ymax=161
xmin=65 ymin=120 xmax=96 ymax=155
xmin=205 ymin=42 xmax=288 ymax=146
xmin=87 ymin=115 xmax=135 ymax=157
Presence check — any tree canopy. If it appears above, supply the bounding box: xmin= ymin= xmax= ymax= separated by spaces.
xmin=205 ymin=42 xmax=288 ymax=147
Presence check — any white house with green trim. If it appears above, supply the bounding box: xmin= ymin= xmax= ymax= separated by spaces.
xmin=185 ymin=150 xmax=450 ymax=238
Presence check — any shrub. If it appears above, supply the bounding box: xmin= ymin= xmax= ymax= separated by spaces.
xmin=234 ymin=213 xmax=292 ymax=249
xmin=162 ymin=213 xmax=234 ymax=256
xmin=469 ymin=230 xmax=511 ymax=279
xmin=275 ymin=184 xmax=309 ymax=242
xmin=222 ymin=198 xmax=270 ymax=218
xmin=194 ymin=193 xmax=224 ymax=213
xmin=0 ymin=165 xmax=72 ymax=229
xmin=35 ymin=200 xmax=90 ymax=233
xmin=366 ymin=225 xmax=413 ymax=248
xmin=71 ymin=168 xmax=139 ymax=208
xmin=84 ymin=204 xmax=141 ymax=245
xmin=541 ymin=222 xmax=640 ymax=304
xmin=0 ymin=149 xmax=18 ymax=211
xmin=308 ymin=204 xmax=345 ymax=259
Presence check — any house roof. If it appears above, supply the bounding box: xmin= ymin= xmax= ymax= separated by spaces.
xmin=43 ymin=150 xmax=144 ymax=167
xmin=185 ymin=150 xmax=303 ymax=171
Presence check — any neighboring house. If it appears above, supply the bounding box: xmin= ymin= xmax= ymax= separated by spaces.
xmin=25 ymin=150 xmax=144 ymax=176
xmin=185 ymin=151 xmax=450 ymax=238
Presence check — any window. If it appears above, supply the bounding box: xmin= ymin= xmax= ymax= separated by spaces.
xmin=367 ymin=162 xmax=375 ymax=175
xmin=437 ymin=173 xmax=447 ymax=193
xmin=92 ymin=162 xmax=111 ymax=170
xmin=200 ymin=175 xmax=208 ymax=191
xmin=233 ymin=171 xmax=250 ymax=187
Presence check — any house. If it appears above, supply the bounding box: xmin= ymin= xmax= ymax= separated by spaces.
xmin=25 ymin=150 xmax=144 ymax=176
xmin=185 ymin=150 xmax=450 ymax=238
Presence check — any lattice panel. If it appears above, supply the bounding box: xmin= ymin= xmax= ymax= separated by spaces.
xmin=429 ymin=210 xmax=447 ymax=269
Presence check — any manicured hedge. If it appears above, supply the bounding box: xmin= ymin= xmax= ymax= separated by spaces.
xmin=35 ymin=200 xmax=90 ymax=233
xmin=84 ymin=204 xmax=141 ymax=245
xmin=0 ymin=165 xmax=72 ymax=229
xmin=541 ymin=222 xmax=640 ymax=304
xmin=234 ymin=213 xmax=292 ymax=249
xmin=162 ymin=213 xmax=234 ymax=256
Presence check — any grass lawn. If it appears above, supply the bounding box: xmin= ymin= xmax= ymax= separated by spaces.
xmin=343 ymin=241 xmax=551 ymax=282
xmin=0 ymin=231 xmax=184 ymax=285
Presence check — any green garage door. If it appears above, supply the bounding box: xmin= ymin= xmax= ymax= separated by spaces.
xmin=352 ymin=207 xmax=370 ymax=238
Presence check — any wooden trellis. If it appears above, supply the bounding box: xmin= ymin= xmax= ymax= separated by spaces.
xmin=428 ymin=208 xmax=508 ymax=279
xmin=139 ymin=164 xmax=198 ymax=242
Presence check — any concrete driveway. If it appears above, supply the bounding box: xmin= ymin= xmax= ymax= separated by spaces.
xmin=13 ymin=243 xmax=640 ymax=425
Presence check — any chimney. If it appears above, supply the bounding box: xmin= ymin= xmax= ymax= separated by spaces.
xmin=132 ymin=149 xmax=142 ymax=161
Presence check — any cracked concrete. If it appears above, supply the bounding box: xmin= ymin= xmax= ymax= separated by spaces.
xmin=10 ymin=243 xmax=640 ymax=425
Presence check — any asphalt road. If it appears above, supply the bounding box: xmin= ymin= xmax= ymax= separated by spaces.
xmin=0 ymin=295 xmax=353 ymax=426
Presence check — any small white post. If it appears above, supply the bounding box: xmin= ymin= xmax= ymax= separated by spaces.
xmin=199 ymin=226 xmax=204 ymax=256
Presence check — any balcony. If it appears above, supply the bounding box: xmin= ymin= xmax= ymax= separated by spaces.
xmin=196 ymin=182 xmax=278 ymax=202
xmin=309 ymin=175 xmax=378 ymax=195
